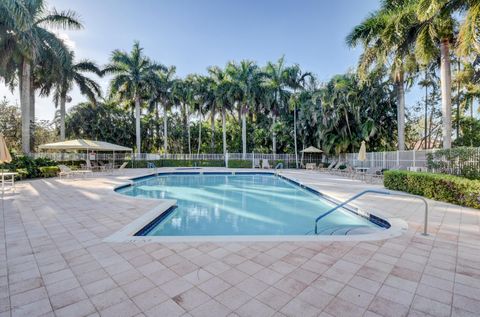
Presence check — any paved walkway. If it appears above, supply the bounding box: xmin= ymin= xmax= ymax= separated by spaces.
xmin=1 ymin=168 xmax=479 ymax=317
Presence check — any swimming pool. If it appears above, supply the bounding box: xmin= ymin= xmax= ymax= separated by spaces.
xmin=116 ymin=173 xmax=387 ymax=236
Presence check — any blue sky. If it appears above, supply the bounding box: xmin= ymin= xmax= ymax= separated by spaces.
xmin=2 ymin=0 xmax=383 ymax=119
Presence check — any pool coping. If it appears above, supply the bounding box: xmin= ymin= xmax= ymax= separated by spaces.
xmin=105 ymin=170 xmax=408 ymax=243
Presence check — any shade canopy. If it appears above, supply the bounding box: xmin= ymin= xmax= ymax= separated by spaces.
xmin=0 ymin=134 xmax=12 ymax=164
xmin=300 ymin=146 xmax=323 ymax=153
xmin=358 ymin=141 xmax=367 ymax=161
xmin=38 ymin=139 xmax=132 ymax=152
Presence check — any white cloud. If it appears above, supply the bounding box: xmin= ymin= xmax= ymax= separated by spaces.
xmin=55 ymin=32 xmax=76 ymax=50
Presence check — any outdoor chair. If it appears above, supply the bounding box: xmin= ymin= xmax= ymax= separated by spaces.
xmin=58 ymin=165 xmax=92 ymax=178
xmin=362 ymin=167 xmax=383 ymax=183
xmin=339 ymin=165 xmax=355 ymax=178
xmin=261 ymin=159 xmax=271 ymax=169
xmin=329 ymin=161 xmax=344 ymax=175
xmin=305 ymin=163 xmax=316 ymax=170
xmin=114 ymin=162 xmax=128 ymax=175
xmin=253 ymin=159 xmax=261 ymax=168
xmin=318 ymin=160 xmax=337 ymax=172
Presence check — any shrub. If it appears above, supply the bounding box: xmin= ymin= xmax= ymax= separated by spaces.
xmin=0 ymin=155 xmax=57 ymax=179
xmin=384 ymin=170 xmax=480 ymax=209
xmin=39 ymin=166 xmax=60 ymax=178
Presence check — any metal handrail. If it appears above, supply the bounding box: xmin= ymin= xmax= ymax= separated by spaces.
xmin=314 ymin=189 xmax=429 ymax=236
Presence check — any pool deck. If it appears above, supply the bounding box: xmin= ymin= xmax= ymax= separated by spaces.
xmin=1 ymin=168 xmax=479 ymax=317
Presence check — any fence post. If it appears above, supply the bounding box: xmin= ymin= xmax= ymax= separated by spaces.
xmin=396 ymin=151 xmax=400 ymax=166
xmin=413 ymin=150 xmax=416 ymax=167
xmin=383 ymin=151 xmax=386 ymax=168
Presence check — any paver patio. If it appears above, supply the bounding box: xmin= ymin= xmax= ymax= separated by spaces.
xmin=1 ymin=168 xmax=479 ymax=317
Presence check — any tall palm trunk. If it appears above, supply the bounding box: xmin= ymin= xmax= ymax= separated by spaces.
xmin=293 ymin=104 xmax=298 ymax=168
xmin=440 ymin=39 xmax=452 ymax=149
xmin=210 ymin=108 xmax=215 ymax=152
xmin=20 ymin=59 xmax=31 ymax=154
xmin=134 ymin=94 xmax=141 ymax=154
xmin=222 ymin=107 xmax=227 ymax=155
xmin=396 ymin=71 xmax=406 ymax=151
xmin=186 ymin=105 xmax=191 ymax=154
xmin=163 ymin=103 xmax=168 ymax=153
xmin=272 ymin=115 xmax=277 ymax=156
xmin=155 ymin=102 xmax=160 ymax=150
xmin=241 ymin=105 xmax=247 ymax=159
xmin=60 ymin=94 xmax=66 ymax=141
xmin=197 ymin=110 xmax=202 ymax=155
xmin=29 ymin=73 xmax=35 ymax=151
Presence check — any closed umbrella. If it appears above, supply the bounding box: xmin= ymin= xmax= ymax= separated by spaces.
xmin=358 ymin=141 xmax=367 ymax=162
xmin=0 ymin=133 xmax=12 ymax=206
xmin=0 ymin=133 xmax=12 ymax=164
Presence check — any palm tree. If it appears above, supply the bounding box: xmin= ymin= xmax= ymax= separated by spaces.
xmin=0 ymin=0 xmax=82 ymax=153
xmin=53 ymin=51 xmax=102 ymax=140
xmin=346 ymin=0 xmax=418 ymax=151
xmin=226 ymin=61 xmax=259 ymax=158
xmin=103 ymin=41 xmax=165 ymax=153
xmin=262 ymin=56 xmax=293 ymax=156
xmin=150 ymin=66 xmax=176 ymax=153
xmin=415 ymin=0 xmax=456 ymax=148
xmin=285 ymin=65 xmax=311 ymax=168
xmin=209 ymin=66 xmax=234 ymax=155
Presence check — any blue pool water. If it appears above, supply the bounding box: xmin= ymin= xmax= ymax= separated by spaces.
xmin=116 ymin=173 xmax=385 ymax=236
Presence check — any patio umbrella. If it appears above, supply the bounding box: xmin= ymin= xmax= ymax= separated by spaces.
xmin=300 ymin=146 xmax=323 ymax=166
xmin=0 ymin=133 xmax=12 ymax=164
xmin=358 ymin=141 xmax=367 ymax=161
xmin=0 ymin=133 xmax=12 ymax=207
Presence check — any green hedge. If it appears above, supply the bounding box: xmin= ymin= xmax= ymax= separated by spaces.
xmin=39 ymin=166 xmax=60 ymax=178
xmin=384 ymin=170 xmax=480 ymax=209
xmin=0 ymin=155 xmax=57 ymax=179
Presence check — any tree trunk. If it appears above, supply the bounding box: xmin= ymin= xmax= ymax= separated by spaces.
xmin=187 ymin=105 xmax=191 ymax=154
xmin=424 ymin=71 xmax=428 ymax=150
xmin=155 ymin=102 xmax=160 ymax=150
xmin=210 ymin=108 xmax=215 ymax=152
xmin=440 ymin=39 xmax=452 ymax=149
xmin=456 ymin=60 xmax=461 ymax=139
xmin=242 ymin=105 xmax=247 ymax=159
xmin=396 ymin=72 xmax=405 ymax=151
xmin=20 ymin=60 xmax=31 ymax=154
xmin=60 ymin=94 xmax=66 ymax=141
xmin=272 ymin=115 xmax=277 ymax=156
xmin=197 ymin=110 xmax=202 ymax=155
xmin=29 ymin=72 xmax=35 ymax=151
xmin=163 ymin=103 xmax=168 ymax=153
xmin=134 ymin=95 xmax=141 ymax=154
xmin=294 ymin=104 xmax=298 ymax=168
xmin=222 ymin=107 xmax=227 ymax=155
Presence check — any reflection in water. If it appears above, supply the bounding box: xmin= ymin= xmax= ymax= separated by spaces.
xmin=118 ymin=174 xmax=381 ymax=236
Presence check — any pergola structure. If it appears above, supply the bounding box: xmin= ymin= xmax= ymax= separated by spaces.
xmin=38 ymin=139 xmax=133 ymax=167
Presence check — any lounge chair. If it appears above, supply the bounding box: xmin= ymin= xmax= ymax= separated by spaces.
xmin=318 ymin=160 xmax=337 ymax=172
xmin=305 ymin=163 xmax=316 ymax=170
xmin=58 ymin=165 xmax=92 ymax=178
xmin=362 ymin=167 xmax=383 ymax=183
xmin=339 ymin=165 xmax=355 ymax=178
xmin=329 ymin=161 xmax=344 ymax=175
xmin=261 ymin=159 xmax=271 ymax=169
xmin=253 ymin=159 xmax=261 ymax=169
xmin=114 ymin=162 xmax=128 ymax=175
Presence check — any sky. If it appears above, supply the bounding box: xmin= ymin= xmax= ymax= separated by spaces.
xmin=1 ymin=0 xmax=384 ymax=120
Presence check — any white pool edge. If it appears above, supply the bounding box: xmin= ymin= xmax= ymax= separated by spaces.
xmin=104 ymin=170 xmax=409 ymax=243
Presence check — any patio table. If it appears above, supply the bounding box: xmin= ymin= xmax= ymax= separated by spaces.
xmin=355 ymin=167 xmax=369 ymax=181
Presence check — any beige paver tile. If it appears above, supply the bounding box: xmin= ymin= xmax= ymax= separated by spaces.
xmin=122 ymin=277 xmax=156 ymax=298
xmin=218 ymin=268 xmax=249 ymax=285
xmin=198 ymin=277 xmax=231 ymax=297
xmin=296 ymin=286 xmax=333 ymax=309
xmin=100 ymin=299 xmax=141 ymax=317
xmin=236 ymin=277 xmax=269 ymax=297
xmin=411 ymin=295 xmax=451 ymax=317
xmin=338 ymin=285 xmax=375 ymax=308
xmin=90 ymin=287 xmax=129 ymax=311
xmin=131 ymin=287 xmax=168 ymax=311
xmin=50 ymin=287 xmax=88 ymax=310
xmin=159 ymin=277 xmax=193 ymax=297
xmin=236 ymin=298 xmax=275 ymax=317
xmin=172 ymin=287 xmax=210 ymax=311
xmin=310 ymin=276 xmax=344 ymax=295
xmin=54 ymin=299 xmax=96 ymax=317
xmin=252 ymin=268 xmax=283 ymax=285
xmin=11 ymin=298 xmax=52 ymax=317
xmin=256 ymin=287 xmax=292 ymax=311
xmin=324 ymin=297 xmax=365 ymax=317
xmin=10 ymin=287 xmax=48 ymax=307
xmin=377 ymin=285 xmax=415 ymax=307
xmin=189 ymin=299 xmax=230 ymax=317
xmin=215 ymin=287 xmax=250 ymax=310
xmin=368 ymin=296 xmax=409 ymax=317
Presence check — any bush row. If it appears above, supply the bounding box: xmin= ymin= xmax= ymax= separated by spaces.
xmin=384 ymin=170 xmax=480 ymax=209
xmin=0 ymin=155 xmax=58 ymax=179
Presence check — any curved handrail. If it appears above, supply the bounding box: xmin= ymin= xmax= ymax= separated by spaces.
xmin=314 ymin=189 xmax=429 ymax=236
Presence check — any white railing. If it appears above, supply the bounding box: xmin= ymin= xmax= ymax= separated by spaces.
xmin=342 ymin=149 xmax=435 ymax=169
